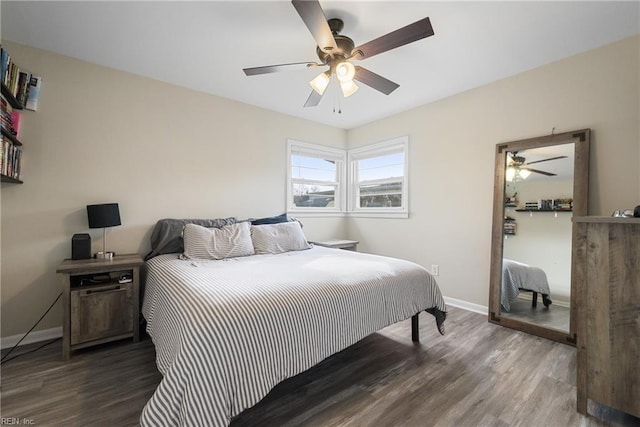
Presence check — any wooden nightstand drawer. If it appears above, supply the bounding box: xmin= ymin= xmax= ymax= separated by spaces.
xmin=70 ymin=282 xmax=134 ymax=346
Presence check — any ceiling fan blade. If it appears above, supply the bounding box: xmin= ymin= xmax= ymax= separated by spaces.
xmin=304 ymin=90 xmax=323 ymax=108
xmin=525 ymin=155 xmax=568 ymax=165
xmin=243 ymin=61 xmax=320 ymax=76
xmin=522 ymin=167 xmax=556 ymax=176
xmin=353 ymin=66 xmax=399 ymax=95
xmin=352 ymin=17 xmax=434 ymax=60
xmin=291 ymin=0 xmax=337 ymax=53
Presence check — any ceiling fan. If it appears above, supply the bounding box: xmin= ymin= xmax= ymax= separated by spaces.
xmin=242 ymin=0 xmax=434 ymax=107
xmin=506 ymin=152 xmax=568 ymax=181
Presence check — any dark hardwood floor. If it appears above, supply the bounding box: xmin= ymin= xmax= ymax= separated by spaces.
xmin=1 ymin=307 xmax=637 ymax=426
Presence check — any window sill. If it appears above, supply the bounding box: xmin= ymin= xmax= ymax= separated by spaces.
xmin=288 ymin=211 xmax=409 ymax=219
xmin=287 ymin=211 xmax=347 ymax=218
xmin=346 ymin=211 xmax=409 ymax=219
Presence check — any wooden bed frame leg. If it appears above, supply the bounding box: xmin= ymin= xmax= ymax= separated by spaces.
xmin=532 ymin=291 xmax=538 ymax=308
xmin=411 ymin=314 xmax=419 ymax=342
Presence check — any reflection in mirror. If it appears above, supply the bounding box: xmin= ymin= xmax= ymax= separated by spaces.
xmin=501 ymin=143 xmax=575 ymax=333
xmin=489 ymin=129 xmax=590 ymax=345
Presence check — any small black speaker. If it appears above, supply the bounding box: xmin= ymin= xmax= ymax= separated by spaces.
xmin=72 ymin=233 xmax=92 ymax=260
xmin=635 ymin=205 xmax=640 ymax=218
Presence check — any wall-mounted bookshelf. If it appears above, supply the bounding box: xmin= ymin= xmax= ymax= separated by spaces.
xmin=1 ymin=82 xmax=24 ymax=110
xmin=1 ymin=44 xmax=37 ymax=185
xmin=1 ymin=83 xmax=24 ymax=184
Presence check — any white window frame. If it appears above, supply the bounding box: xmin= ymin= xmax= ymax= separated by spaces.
xmin=347 ymin=136 xmax=409 ymax=218
xmin=286 ymin=139 xmax=346 ymax=216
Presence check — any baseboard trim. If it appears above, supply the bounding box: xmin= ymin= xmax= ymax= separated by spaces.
xmin=1 ymin=327 xmax=62 ymax=350
xmin=1 ymin=298 xmax=487 ymax=349
xmin=444 ymin=296 xmax=488 ymax=315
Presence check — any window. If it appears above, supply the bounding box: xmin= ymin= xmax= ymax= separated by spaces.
xmin=286 ymin=140 xmax=346 ymax=214
xmin=286 ymin=137 xmax=408 ymax=218
xmin=348 ymin=137 xmax=409 ymax=217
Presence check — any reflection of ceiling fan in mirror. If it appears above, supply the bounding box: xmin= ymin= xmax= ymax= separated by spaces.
xmin=242 ymin=0 xmax=434 ymax=108
xmin=506 ymin=152 xmax=568 ymax=182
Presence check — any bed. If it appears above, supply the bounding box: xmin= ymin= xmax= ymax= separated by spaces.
xmin=140 ymin=218 xmax=447 ymax=427
xmin=501 ymin=258 xmax=552 ymax=311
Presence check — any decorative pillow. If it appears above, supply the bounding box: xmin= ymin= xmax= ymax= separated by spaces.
xmin=145 ymin=217 xmax=237 ymax=260
xmin=251 ymin=221 xmax=311 ymax=254
xmin=183 ymin=222 xmax=254 ymax=260
xmin=250 ymin=213 xmax=290 ymax=225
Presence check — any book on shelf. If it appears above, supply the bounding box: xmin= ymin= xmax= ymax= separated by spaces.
xmin=1 ymin=97 xmax=13 ymax=132
xmin=0 ymin=94 xmax=18 ymax=136
xmin=503 ymin=222 xmax=517 ymax=235
xmin=539 ymin=199 xmax=553 ymax=210
xmin=1 ymin=135 xmax=23 ymax=179
xmin=1 ymin=49 xmax=9 ymax=84
xmin=16 ymin=71 xmax=31 ymax=106
xmin=504 ymin=193 xmax=518 ymax=207
xmin=1 ymin=46 xmax=34 ymax=109
xmin=10 ymin=111 xmax=21 ymax=137
xmin=25 ymin=75 xmax=41 ymax=111
xmin=553 ymin=198 xmax=573 ymax=210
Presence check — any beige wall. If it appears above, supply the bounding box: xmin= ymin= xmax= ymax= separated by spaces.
xmin=346 ymin=35 xmax=640 ymax=308
xmin=0 ymin=41 xmax=347 ymax=338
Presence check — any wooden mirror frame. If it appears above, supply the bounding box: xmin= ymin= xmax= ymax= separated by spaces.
xmin=488 ymin=129 xmax=590 ymax=345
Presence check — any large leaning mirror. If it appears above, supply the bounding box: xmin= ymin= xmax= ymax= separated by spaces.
xmin=489 ymin=129 xmax=590 ymax=345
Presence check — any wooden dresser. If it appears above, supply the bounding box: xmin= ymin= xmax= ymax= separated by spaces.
xmin=574 ymin=217 xmax=639 ymax=417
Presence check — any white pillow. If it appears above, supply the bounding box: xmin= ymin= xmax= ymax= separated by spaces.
xmin=251 ymin=221 xmax=311 ymax=254
xmin=183 ymin=222 xmax=254 ymax=260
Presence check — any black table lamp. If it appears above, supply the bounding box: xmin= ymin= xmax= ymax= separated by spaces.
xmin=87 ymin=203 xmax=121 ymax=258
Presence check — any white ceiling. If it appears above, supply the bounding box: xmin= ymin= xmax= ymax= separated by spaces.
xmin=509 ymin=142 xmax=575 ymax=181
xmin=2 ymin=1 xmax=639 ymax=129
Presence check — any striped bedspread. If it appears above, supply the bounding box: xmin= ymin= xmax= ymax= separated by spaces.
xmin=141 ymin=246 xmax=446 ymax=426
xmin=501 ymin=259 xmax=551 ymax=311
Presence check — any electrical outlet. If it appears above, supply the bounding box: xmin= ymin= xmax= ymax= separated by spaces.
xmin=431 ymin=264 xmax=439 ymax=276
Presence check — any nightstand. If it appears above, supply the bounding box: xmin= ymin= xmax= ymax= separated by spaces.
xmin=56 ymin=254 xmax=143 ymax=360
xmin=311 ymin=239 xmax=359 ymax=251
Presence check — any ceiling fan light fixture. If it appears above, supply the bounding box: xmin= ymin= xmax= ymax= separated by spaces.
xmin=340 ymin=79 xmax=359 ymax=97
xmin=310 ymin=71 xmax=330 ymax=95
xmin=336 ymin=61 xmax=356 ymax=83
xmin=506 ymin=165 xmax=532 ymax=182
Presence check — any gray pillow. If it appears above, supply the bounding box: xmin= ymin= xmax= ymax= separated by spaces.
xmin=251 ymin=221 xmax=311 ymax=254
xmin=183 ymin=222 xmax=254 ymax=260
xmin=250 ymin=213 xmax=290 ymax=225
xmin=145 ymin=217 xmax=237 ymax=260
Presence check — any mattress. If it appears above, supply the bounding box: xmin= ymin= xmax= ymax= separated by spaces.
xmin=501 ymin=258 xmax=551 ymax=311
xmin=141 ymin=246 xmax=446 ymax=426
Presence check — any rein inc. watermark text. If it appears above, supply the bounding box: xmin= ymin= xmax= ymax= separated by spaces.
xmin=1 ymin=418 xmax=35 ymax=425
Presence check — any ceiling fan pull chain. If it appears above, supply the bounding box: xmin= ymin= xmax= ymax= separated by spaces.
xmin=331 ymin=79 xmax=341 ymax=114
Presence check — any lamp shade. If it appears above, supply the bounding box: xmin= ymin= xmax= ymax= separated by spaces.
xmin=87 ymin=203 xmax=121 ymax=229
xmin=310 ymin=71 xmax=330 ymax=95
xmin=336 ymin=62 xmax=356 ymax=83
xmin=339 ymin=80 xmax=359 ymax=97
